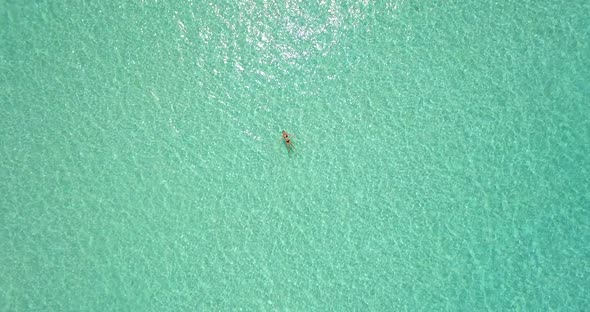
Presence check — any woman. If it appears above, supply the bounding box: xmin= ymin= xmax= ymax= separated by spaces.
xmin=282 ymin=130 xmax=295 ymax=153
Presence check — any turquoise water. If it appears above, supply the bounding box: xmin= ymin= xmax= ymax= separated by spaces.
xmin=1 ymin=0 xmax=589 ymax=310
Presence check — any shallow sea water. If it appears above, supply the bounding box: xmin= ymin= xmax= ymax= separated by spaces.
xmin=1 ymin=0 xmax=589 ymax=310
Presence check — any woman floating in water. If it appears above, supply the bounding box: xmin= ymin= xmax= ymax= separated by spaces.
xmin=282 ymin=130 xmax=295 ymax=153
